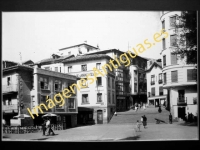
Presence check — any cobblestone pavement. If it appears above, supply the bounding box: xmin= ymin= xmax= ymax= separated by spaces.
xmin=2 ymin=107 xmax=198 ymax=141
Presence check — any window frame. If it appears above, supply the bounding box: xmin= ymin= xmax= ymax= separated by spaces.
xmin=82 ymin=94 xmax=89 ymax=104
xmin=187 ymin=69 xmax=197 ymax=81
xmin=96 ymin=63 xmax=101 ymax=70
xmin=40 ymin=77 xmax=49 ymax=90
xmin=163 ymin=55 xmax=166 ymax=67
xmin=171 ymin=70 xmax=178 ymax=83
xmin=97 ymin=93 xmax=102 ymax=103
xmin=54 ymin=79 xmax=62 ymax=91
xmin=81 ymin=64 xmax=87 ymax=71
xmin=162 ymin=38 xmax=166 ymax=50
xmin=68 ymin=66 xmax=72 ymax=73
xmin=68 ymin=98 xmax=75 ymax=109
xmin=170 ymin=34 xmax=177 ymax=47
xmin=55 ymin=96 xmax=65 ymax=109
xmin=163 ymin=73 xmax=167 ymax=84
xmin=169 ymin=16 xmax=176 ymax=28
xmin=151 ymin=87 xmax=155 ymax=96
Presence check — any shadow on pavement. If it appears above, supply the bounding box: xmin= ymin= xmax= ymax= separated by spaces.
xmin=32 ymin=138 xmax=49 ymax=140
xmin=177 ymin=122 xmax=197 ymax=126
xmin=119 ymin=135 xmax=140 ymax=141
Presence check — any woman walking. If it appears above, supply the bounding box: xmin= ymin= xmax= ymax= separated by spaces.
xmin=143 ymin=115 xmax=147 ymax=128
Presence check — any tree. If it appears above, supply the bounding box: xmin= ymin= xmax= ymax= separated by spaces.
xmin=173 ymin=11 xmax=197 ymax=65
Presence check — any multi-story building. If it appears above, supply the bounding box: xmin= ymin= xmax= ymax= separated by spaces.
xmin=62 ymin=54 xmax=116 ymax=124
xmin=30 ymin=64 xmax=78 ymax=128
xmin=160 ymin=11 xmax=197 ymax=120
xmin=146 ymin=59 xmax=167 ymax=107
xmin=129 ymin=56 xmax=148 ymax=107
xmin=2 ymin=60 xmax=33 ymax=126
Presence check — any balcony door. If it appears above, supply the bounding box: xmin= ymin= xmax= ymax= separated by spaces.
xmin=178 ymin=90 xmax=185 ymax=102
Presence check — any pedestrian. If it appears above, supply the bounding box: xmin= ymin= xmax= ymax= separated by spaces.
xmin=114 ymin=112 xmax=117 ymax=116
xmin=143 ymin=105 xmax=146 ymax=110
xmin=169 ymin=113 xmax=172 ymax=124
xmin=158 ymin=106 xmax=162 ymax=113
xmin=141 ymin=116 xmax=143 ymax=124
xmin=135 ymin=120 xmax=142 ymax=132
xmin=138 ymin=104 xmax=140 ymax=109
xmin=135 ymin=105 xmax=138 ymax=112
xmin=42 ymin=118 xmax=47 ymax=136
xmin=45 ymin=117 xmax=50 ymax=135
xmin=143 ymin=115 xmax=147 ymax=128
xmin=48 ymin=118 xmax=55 ymax=135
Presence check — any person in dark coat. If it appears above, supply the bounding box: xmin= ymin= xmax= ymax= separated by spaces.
xmin=169 ymin=113 xmax=172 ymax=124
xmin=42 ymin=118 xmax=47 ymax=136
xmin=48 ymin=118 xmax=55 ymax=135
xmin=143 ymin=115 xmax=147 ymax=128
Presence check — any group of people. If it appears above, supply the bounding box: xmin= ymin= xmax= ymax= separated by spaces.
xmin=42 ymin=117 xmax=55 ymax=136
xmin=135 ymin=115 xmax=147 ymax=132
xmin=185 ymin=112 xmax=195 ymax=123
xmin=135 ymin=103 xmax=146 ymax=112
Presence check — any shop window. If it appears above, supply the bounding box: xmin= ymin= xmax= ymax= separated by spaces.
xmin=97 ymin=93 xmax=102 ymax=102
xmin=82 ymin=94 xmax=89 ymax=104
xmin=68 ymin=98 xmax=75 ymax=109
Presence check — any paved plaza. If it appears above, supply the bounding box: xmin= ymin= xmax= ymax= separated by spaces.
xmin=2 ymin=107 xmax=198 ymax=141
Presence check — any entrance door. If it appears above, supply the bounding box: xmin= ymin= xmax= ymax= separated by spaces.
xmin=155 ymin=99 xmax=159 ymax=107
xmin=178 ymin=107 xmax=186 ymax=119
xmin=97 ymin=110 xmax=103 ymax=124
xmin=178 ymin=90 xmax=185 ymax=102
xmin=66 ymin=115 xmax=71 ymax=128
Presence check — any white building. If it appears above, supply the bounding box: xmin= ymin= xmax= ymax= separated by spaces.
xmin=160 ymin=11 xmax=197 ymax=121
xmin=146 ymin=59 xmax=167 ymax=107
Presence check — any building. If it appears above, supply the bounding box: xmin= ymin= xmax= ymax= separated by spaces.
xmin=2 ymin=60 xmax=33 ymax=126
xmin=146 ymin=59 xmax=167 ymax=107
xmin=129 ymin=56 xmax=148 ymax=107
xmin=29 ymin=64 xmax=79 ymax=128
xmin=160 ymin=11 xmax=197 ymax=121
xmin=62 ymin=54 xmax=116 ymax=124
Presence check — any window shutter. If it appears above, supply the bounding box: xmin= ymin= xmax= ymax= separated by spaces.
xmin=171 ymin=71 xmax=178 ymax=82
xmin=171 ymin=53 xmax=177 ymax=65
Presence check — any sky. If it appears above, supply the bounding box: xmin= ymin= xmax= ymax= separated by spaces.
xmin=2 ymin=11 xmax=161 ymax=63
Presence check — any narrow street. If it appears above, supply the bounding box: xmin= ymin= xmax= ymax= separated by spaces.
xmin=3 ymin=107 xmax=198 ymax=141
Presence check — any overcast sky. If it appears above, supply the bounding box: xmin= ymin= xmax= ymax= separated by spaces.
xmin=2 ymin=11 xmax=161 ymax=63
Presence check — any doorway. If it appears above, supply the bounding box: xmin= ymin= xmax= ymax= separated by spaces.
xmin=178 ymin=107 xmax=186 ymax=119
xmin=97 ymin=110 xmax=103 ymax=124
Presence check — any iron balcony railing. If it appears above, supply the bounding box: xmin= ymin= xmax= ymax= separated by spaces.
xmin=158 ymin=80 xmax=163 ymax=84
xmin=2 ymin=84 xmax=18 ymax=93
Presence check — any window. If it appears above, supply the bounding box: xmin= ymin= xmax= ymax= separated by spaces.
xmin=44 ymin=67 xmax=50 ymax=70
xmin=97 ymin=77 xmax=102 ymax=86
xmin=112 ymin=92 xmax=115 ymax=104
xmin=55 ymin=80 xmax=62 ymax=91
xmin=80 ymin=78 xmax=88 ymax=87
xmin=151 ymin=75 xmax=155 ymax=85
xmin=68 ymin=98 xmax=75 ymax=109
xmin=151 ymin=87 xmax=155 ymax=96
xmin=112 ymin=78 xmax=115 ymax=89
xmin=7 ymin=77 xmax=11 ymax=86
xmin=170 ymin=35 xmax=177 ymax=46
xmin=163 ymin=55 xmax=166 ymax=66
xmin=40 ymin=77 xmax=48 ymax=90
xmin=159 ymin=86 xmax=163 ymax=95
xmin=40 ymin=95 xmax=48 ymax=109
xmin=68 ymin=66 xmax=72 ymax=73
xmin=162 ymin=38 xmax=166 ymax=49
xmin=82 ymin=94 xmax=89 ymax=103
xmin=162 ymin=20 xmax=165 ymax=29
xmin=134 ymin=83 xmax=137 ymax=92
xmin=55 ymin=67 xmax=58 ymax=72
xmin=81 ymin=65 xmax=87 ymax=71
xmin=187 ymin=69 xmax=197 ymax=81
xmin=108 ymin=77 xmax=110 ymax=87
xmin=163 ymin=73 xmax=167 ymax=84
xmin=108 ymin=92 xmax=111 ymax=103
xmin=96 ymin=63 xmax=101 ymax=69
xmin=55 ymin=96 xmax=64 ymax=109
xmin=170 ymin=16 xmax=176 ymax=28
xmin=171 ymin=53 xmax=177 ymax=65
xmin=159 ymin=73 xmax=162 ymax=84
xmin=97 ymin=93 xmax=102 ymax=102
xmin=171 ymin=70 xmax=178 ymax=82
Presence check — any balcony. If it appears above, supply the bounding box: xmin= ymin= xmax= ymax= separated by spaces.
xmin=150 ymin=81 xmax=155 ymax=85
xmin=2 ymin=84 xmax=18 ymax=93
xmin=3 ymin=104 xmax=18 ymax=113
xmin=158 ymin=80 xmax=163 ymax=84
xmin=177 ymin=97 xmax=187 ymax=106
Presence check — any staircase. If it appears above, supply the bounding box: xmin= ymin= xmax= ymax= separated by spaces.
xmin=109 ymin=107 xmax=170 ymax=124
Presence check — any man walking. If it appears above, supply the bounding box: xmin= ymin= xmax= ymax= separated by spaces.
xmin=143 ymin=115 xmax=147 ymax=128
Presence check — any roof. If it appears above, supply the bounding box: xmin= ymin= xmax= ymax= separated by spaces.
xmin=3 ymin=64 xmax=34 ymax=72
xmin=62 ymin=54 xmax=112 ymax=63
xmin=3 ymin=60 xmax=19 ymax=64
xmin=59 ymin=43 xmax=98 ymax=51
xmin=37 ymin=54 xmax=74 ymax=65
xmin=22 ymin=60 xmax=34 ymax=65
xmin=145 ymin=60 xmax=162 ymax=72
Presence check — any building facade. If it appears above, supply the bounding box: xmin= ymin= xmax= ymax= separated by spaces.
xmin=2 ymin=61 xmax=33 ymax=126
xmin=62 ymin=54 xmax=116 ymax=124
xmin=160 ymin=11 xmax=197 ymax=120
xmin=146 ymin=59 xmax=167 ymax=107
xmin=30 ymin=65 xmax=78 ymax=128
